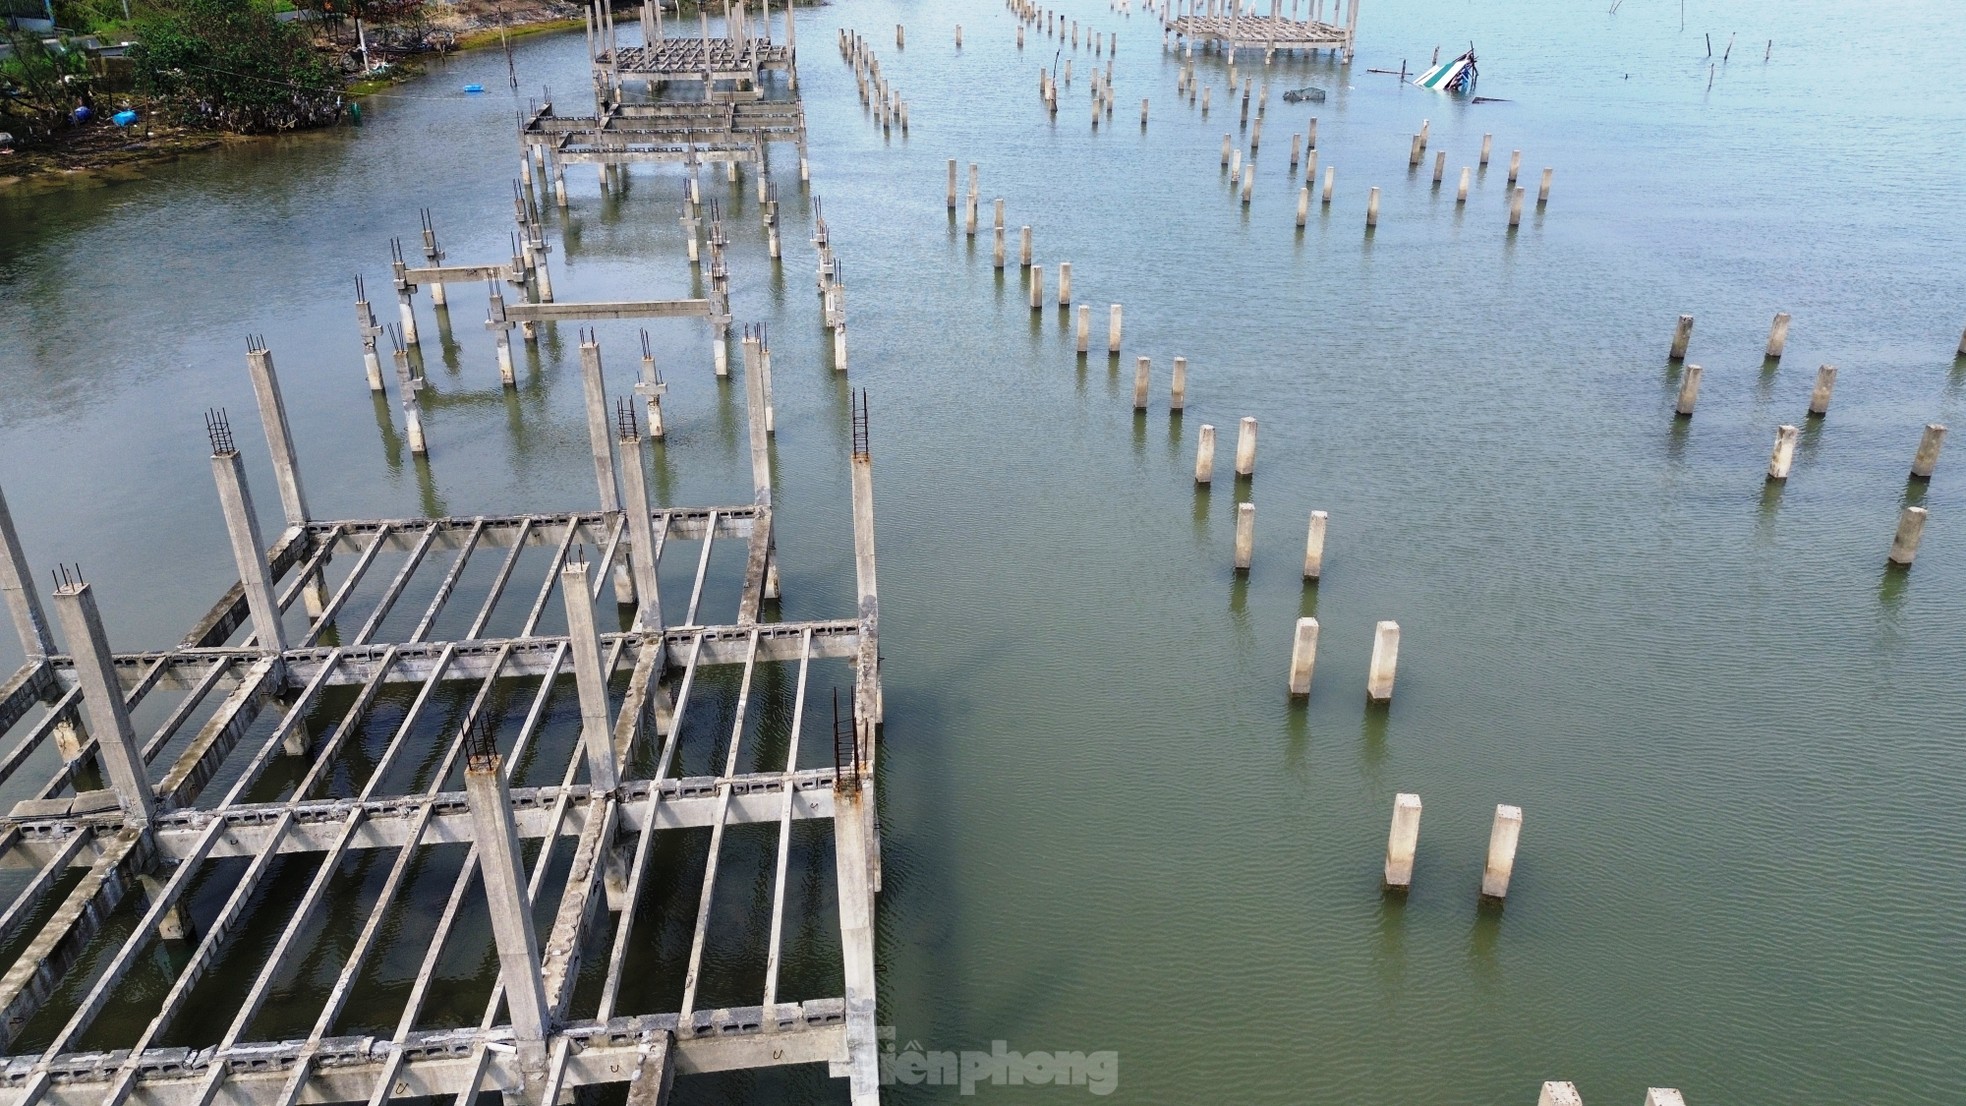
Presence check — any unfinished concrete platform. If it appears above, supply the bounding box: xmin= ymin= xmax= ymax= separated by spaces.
xmin=0 ymin=333 xmax=885 ymax=1104
xmin=1166 ymin=0 xmax=1360 ymax=60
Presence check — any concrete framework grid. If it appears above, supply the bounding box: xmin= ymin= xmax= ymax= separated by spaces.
xmin=0 ymin=11 xmax=886 ymax=1104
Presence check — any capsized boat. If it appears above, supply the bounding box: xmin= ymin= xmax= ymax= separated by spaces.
xmin=1412 ymin=47 xmax=1477 ymax=93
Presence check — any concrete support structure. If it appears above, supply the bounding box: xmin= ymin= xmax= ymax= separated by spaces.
xmin=1669 ymin=314 xmax=1694 ymax=361
xmin=579 ymin=337 xmax=624 ymax=514
xmin=561 ymin=561 xmax=620 ymax=791
xmin=1538 ymin=1082 xmax=1583 ymax=1106
xmin=464 ymin=754 xmax=553 ymax=1087
xmin=1303 ymin=510 xmax=1327 ymax=580
xmin=1765 ymin=312 xmax=1791 ymax=359
xmin=1481 ymin=804 xmax=1522 ymax=899
xmin=1384 ymin=793 xmax=1420 ymax=888
xmin=1889 ymin=506 xmax=1927 ymax=566
xmin=1768 ymin=425 xmax=1800 ymax=481
xmin=1058 ymin=261 xmax=1072 ymax=306
xmin=1233 ymin=502 xmax=1255 ymax=570
xmin=1133 ymin=357 xmax=1151 ymax=409
xmin=1108 ymin=304 xmax=1124 ymax=352
xmin=1288 ymin=616 xmax=1318 ymax=696
xmin=1366 ymin=620 xmax=1398 ymax=703
xmin=52 ymin=582 xmax=156 ymax=823
xmin=211 ymin=445 xmax=290 ymax=653
xmin=1235 ymin=416 xmax=1258 ymax=476
xmin=1911 ymin=424 xmax=1946 ymax=479
xmin=243 ymin=343 xmax=309 ymax=529
xmin=1076 ymin=304 xmax=1091 ymax=353
xmin=1675 ymin=364 xmax=1703 ymax=418
xmin=1171 ymin=357 xmax=1187 ymax=411
xmin=0 ymin=484 xmax=53 ymax=658
xmin=1196 ymin=424 xmax=1216 ymax=484
xmin=617 ymin=428 xmax=664 ymax=633
xmin=1644 ymin=1090 xmax=1688 ymax=1106
xmin=1807 ymin=364 xmax=1837 ymax=418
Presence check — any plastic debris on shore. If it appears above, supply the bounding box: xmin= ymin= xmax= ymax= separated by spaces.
xmin=1413 ymin=47 xmax=1477 ymax=93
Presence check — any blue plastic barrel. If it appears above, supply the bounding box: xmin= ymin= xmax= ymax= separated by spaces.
xmin=112 ymin=110 xmax=138 ymax=126
xmin=463 ymin=84 xmax=484 ymax=93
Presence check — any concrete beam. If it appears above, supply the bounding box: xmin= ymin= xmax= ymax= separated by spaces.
xmin=504 ymin=300 xmax=713 ymax=322
xmin=0 ymin=486 xmax=52 ymax=658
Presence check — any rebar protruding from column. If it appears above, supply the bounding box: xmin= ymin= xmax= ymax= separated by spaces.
xmin=0 ymin=484 xmax=52 ymax=658
xmin=637 ymin=328 xmax=667 ymax=439
xmin=386 ymin=326 xmax=427 ymax=456
xmin=1384 ymin=793 xmax=1421 ymax=887
xmin=52 ymin=573 xmax=155 ymax=824
xmin=243 ymin=337 xmax=309 ymax=529
xmin=355 ymin=276 xmax=385 ymax=392
xmin=207 ymin=409 xmax=289 ymax=653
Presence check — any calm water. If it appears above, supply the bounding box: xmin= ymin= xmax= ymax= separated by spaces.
xmin=3 ymin=0 xmax=1965 ymax=1101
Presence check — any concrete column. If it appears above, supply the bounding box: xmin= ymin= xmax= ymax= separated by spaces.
xmin=1241 ymin=165 xmax=1254 ymax=204
xmin=1642 ymin=1090 xmax=1686 ymax=1106
xmin=464 ymin=756 xmax=553 ymax=1084
xmin=1058 ymin=262 xmax=1072 ymax=306
xmin=1507 ymin=148 xmax=1521 ymax=185
xmin=1233 ymin=503 xmax=1255 ymax=570
xmin=1508 ymin=187 xmax=1524 ymax=227
xmin=1767 ymin=425 xmax=1800 ymax=480
xmin=1020 ymin=226 xmax=1033 ymax=267
xmin=1133 ymin=357 xmax=1150 ymax=409
xmin=396 ymin=287 xmax=420 ymax=347
xmin=0 ymin=485 xmax=53 ymax=657
xmin=993 ymin=226 xmax=1006 ymax=268
xmin=1322 ymin=165 xmax=1335 ymax=204
xmin=1911 ymin=424 xmax=1946 ymax=479
xmin=561 ymin=562 xmax=620 ymax=791
xmin=244 ymin=345 xmax=309 ymax=528
xmin=578 ymin=339 xmax=623 ymax=513
xmin=1674 ymin=363 xmax=1703 ymax=418
xmin=1234 ymin=416 xmax=1258 ymax=476
xmin=1807 ymin=364 xmax=1837 ymax=417
xmin=850 ymin=407 xmax=880 ymax=716
xmin=1537 ymin=1082 xmax=1582 ymax=1106
xmin=1408 ymin=134 xmax=1423 ymax=166
xmin=1195 ymin=424 xmax=1216 ymax=484
xmin=1303 ymin=510 xmax=1327 ymax=580
xmin=1669 ymin=314 xmax=1694 ymax=361
xmin=1366 ymin=186 xmax=1380 ymax=227
xmin=1296 ymin=184 xmax=1310 ymax=226
xmin=1481 ymin=804 xmax=1522 ymax=899
xmin=211 ymin=448 xmax=289 ymax=652
xmin=946 ymin=159 xmax=956 ymax=208
xmin=1076 ymin=304 xmax=1091 ymax=353
xmin=1383 ymin=793 xmax=1420 ymax=888
xmin=52 ymin=582 xmax=154 ymax=824
xmin=1537 ymin=167 xmax=1553 ymax=205
xmin=1432 ymin=151 xmax=1446 ymax=185
xmin=1288 ymin=617 xmax=1318 ymax=696
xmin=742 ymin=336 xmax=773 ymax=506
xmin=1108 ymin=304 xmax=1123 ymax=352
xmin=1479 ymin=132 xmax=1491 ymax=165
xmin=393 ymin=350 xmax=427 ymax=456
xmin=137 ymin=873 xmax=192 ymax=940
xmin=617 ymin=431 xmax=663 ymax=633
xmin=1029 ymin=265 xmax=1044 ymax=311
xmin=1170 ymin=357 xmax=1187 ymax=411
xmin=1367 ymin=620 xmax=1398 ymax=703
xmin=1888 ymin=506 xmax=1927 ymax=566
xmin=1457 ymin=166 xmax=1470 ymax=203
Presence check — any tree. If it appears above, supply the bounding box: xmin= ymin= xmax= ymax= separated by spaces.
xmin=130 ymin=0 xmax=344 ymax=132
xmin=0 ymin=30 xmax=89 ymax=145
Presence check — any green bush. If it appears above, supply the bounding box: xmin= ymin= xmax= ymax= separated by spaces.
xmin=0 ymin=30 xmax=90 ymax=144
xmin=131 ymin=0 xmax=343 ymax=132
